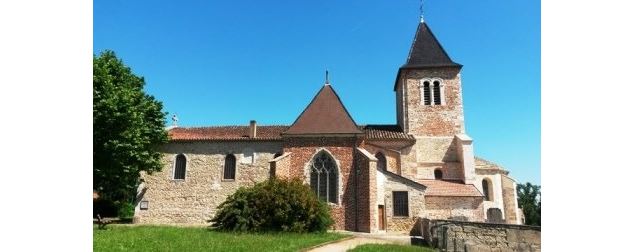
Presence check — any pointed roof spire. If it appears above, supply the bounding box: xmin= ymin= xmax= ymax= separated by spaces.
xmin=401 ymin=22 xmax=461 ymax=69
xmin=285 ymin=84 xmax=362 ymax=135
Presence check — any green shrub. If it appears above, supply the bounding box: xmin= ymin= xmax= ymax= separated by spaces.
xmin=209 ymin=178 xmax=334 ymax=233
xmin=117 ymin=202 xmax=135 ymax=219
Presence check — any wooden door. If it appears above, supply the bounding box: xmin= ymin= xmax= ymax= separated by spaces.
xmin=378 ymin=205 xmax=385 ymax=230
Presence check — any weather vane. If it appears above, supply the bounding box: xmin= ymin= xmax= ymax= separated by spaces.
xmin=172 ymin=114 xmax=179 ymax=126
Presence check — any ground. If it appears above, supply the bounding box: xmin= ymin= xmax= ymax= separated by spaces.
xmin=93 ymin=225 xmax=347 ymax=252
xmin=348 ymin=244 xmax=436 ymax=252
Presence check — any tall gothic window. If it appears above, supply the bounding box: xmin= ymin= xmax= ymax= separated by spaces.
xmin=375 ymin=152 xmax=387 ymax=171
xmin=422 ymin=81 xmax=431 ymax=105
xmin=433 ymin=80 xmax=441 ymax=105
xmin=310 ymin=151 xmax=338 ymax=204
xmin=223 ymin=154 xmax=236 ymax=180
xmin=174 ymin=154 xmax=186 ymax=180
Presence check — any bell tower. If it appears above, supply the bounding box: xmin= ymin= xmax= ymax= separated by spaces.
xmin=395 ymin=21 xmax=465 ymax=137
xmin=394 ymin=20 xmax=477 ymax=185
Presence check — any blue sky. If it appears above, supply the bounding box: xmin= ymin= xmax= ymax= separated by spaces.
xmin=94 ymin=0 xmax=540 ymax=185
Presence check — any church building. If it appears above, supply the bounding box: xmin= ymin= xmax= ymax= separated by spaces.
xmin=134 ymin=20 xmax=523 ymax=233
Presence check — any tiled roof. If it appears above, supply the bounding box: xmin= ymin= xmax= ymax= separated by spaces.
xmin=418 ymin=179 xmax=483 ymax=197
xmin=169 ymin=124 xmax=414 ymax=141
xmin=168 ymin=126 xmax=289 ymax=141
xmin=361 ymin=125 xmax=415 ymax=141
xmin=285 ymin=84 xmax=363 ymax=135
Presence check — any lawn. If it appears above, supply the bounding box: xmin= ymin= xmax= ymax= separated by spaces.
xmin=348 ymin=244 xmax=436 ymax=252
xmin=93 ymin=225 xmax=348 ymax=252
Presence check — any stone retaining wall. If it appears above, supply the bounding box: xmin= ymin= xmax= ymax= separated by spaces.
xmin=421 ymin=218 xmax=540 ymax=252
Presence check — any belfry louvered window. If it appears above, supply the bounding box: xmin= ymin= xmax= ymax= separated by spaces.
xmin=433 ymin=81 xmax=441 ymax=105
xmin=310 ymin=151 xmax=338 ymax=204
xmin=223 ymin=154 xmax=236 ymax=180
xmin=393 ymin=191 xmax=409 ymax=217
xmin=422 ymin=81 xmax=431 ymax=105
xmin=174 ymin=154 xmax=186 ymax=180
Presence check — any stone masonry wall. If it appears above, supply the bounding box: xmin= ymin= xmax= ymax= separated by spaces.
xmin=362 ymin=143 xmax=401 ymax=175
xmin=425 ymin=196 xmax=484 ymax=222
xmin=423 ymin=219 xmax=541 ymax=252
xmin=354 ymin=148 xmax=377 ymax=233
xmin=283 ymin=136 xmax=360 ymax=231
xmin=501 ymin=175 xmax=520 ymax=224
xmin=380 ymin=172 xmax=426 ymax=234
xmin=135 ymin=141 xmax=282 ymax=224
xmin=399 ymin=67 xmax=465 ymax=136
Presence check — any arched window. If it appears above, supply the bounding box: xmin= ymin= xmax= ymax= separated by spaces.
xmin=422 ymin=81 xmax=431 ymax=105
xmin=433 ymin=81 xmax=441 ymax=105
xmin=375 ymin=152 xmax=387 ymax=171
xmin=309 ymin=151 xmax=338 ymax=204
xmin=434 ymin=169 xmax=443 ymax=180
xmin=482 ymin=179 xmax=493 ymax=201
xmin=223 ymin=154 xmax=236 ymax=180
xmin=174 ymin=154 xmax=186 ymax=180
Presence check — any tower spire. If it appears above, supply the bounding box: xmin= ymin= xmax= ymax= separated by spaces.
xmin=419 ymin=0 xmax=424 ymax=23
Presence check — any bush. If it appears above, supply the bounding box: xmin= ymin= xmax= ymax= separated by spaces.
xmin=117 ymin=202 xmax=135 ymax=219
xmin=209 ymin=178 xmax=333 ymax=233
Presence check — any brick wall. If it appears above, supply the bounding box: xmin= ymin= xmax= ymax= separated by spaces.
xmin=397 ymin=67 xmax=465 ymax=137
xmin=282 ymin=136 xmax=360 ymax=231
xmin=424 ymin=196 xmax=484 ymax=222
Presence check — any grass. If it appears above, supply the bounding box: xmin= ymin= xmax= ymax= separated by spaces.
xmin=93 ymin=225 xmax=348 ymax=252
xmin=348 ymin=244 xmax=436 ymax=252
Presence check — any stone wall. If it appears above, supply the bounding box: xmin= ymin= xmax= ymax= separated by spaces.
xmin=134 ymin=141 xmax=282 ymax=224
xmin=501 ymin=175 xmax=520 ymax=224
xmin=422 ymin=219 xmax=541 ymax=252
xmin=398 ymin=67 xmax=465 ymax=136
xmin=354 ymin=147 xmax=377 ymax=233
xmin=424 ymin=196 xmax=484 ymax=222
xmin=270 ymin=152 xmax=292 ymax=179
xmin=379 ymin=170 xmax=426 ymax=234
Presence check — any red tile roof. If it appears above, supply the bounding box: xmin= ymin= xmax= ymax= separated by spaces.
xmin=168 ymin=125 xmax=414 ymax=141
xmin=285 ymin=84 xmax=363 ymax=135
xmin=417 ymin=179 xmax=483 ymax=197
xmin=168 ymin=126 xmax=288 ymax=141
xmin=361 ymin=125 xmax=415 ymax=141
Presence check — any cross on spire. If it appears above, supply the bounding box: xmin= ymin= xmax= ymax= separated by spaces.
xmin=419 ymin=0 xmax=424 ymax=23
xmin=325 ymin=69 xmax=330 ymax=85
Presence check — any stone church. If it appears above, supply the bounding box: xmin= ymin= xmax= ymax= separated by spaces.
xmin=134 ymin=20 xmax=523 ymax=233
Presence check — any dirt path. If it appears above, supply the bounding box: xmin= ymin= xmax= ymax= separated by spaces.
xmin=306 ymin=237 xmax=392 ymax=252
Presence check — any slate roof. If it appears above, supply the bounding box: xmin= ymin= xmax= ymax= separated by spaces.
xmin=417 ymin=179 xmax=484 ymax=197
xmin=394 ymin=22 xmax=462 ymax=91
xmin=284 ymin=84 xmax=363 ymax=135
xmin=361 ymin=125 xmax=415 ymax=141
xmin=402 ymin=22 xmax=461 ymax=69
xmin=168 ymin=125 xmax=288 ymax=141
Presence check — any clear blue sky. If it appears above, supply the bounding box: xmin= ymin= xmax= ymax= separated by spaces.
xmin=94 ymin=0 xmax=540 ymax=185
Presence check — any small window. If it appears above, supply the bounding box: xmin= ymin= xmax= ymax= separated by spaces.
xmin=482 ymin=179 xmax=493 ymax=201
xmin=423 ymin=81 xmax=431 ymax=105
xmin=375 ymin=152 xmax=387 ymax=171
xmin=174 ymin=154 xmax=186 ymax=180
xmin=392 ymin=191 xmax=409 ymax=217
xmin=434 ymin=169 xmax=443 ymax=180
xmin=223 ymin=154 xmax=236 ymax=180
xmin=433 ymin=81 xmax=441 ymax=105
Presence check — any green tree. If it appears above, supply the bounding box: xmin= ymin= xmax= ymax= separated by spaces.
xmin=93 ymin=50 xmax=168 ymax=208
xmin=517 ymin=182 xmax=541 ymax=226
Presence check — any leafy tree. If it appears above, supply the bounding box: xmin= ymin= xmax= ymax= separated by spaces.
xmin=93 ymin=50 xmax=168 ymax=209
xmin=210 ymin=178 xmax=334 ymax=233
xmin=517 ymin=182 xmax=541 ymax=226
